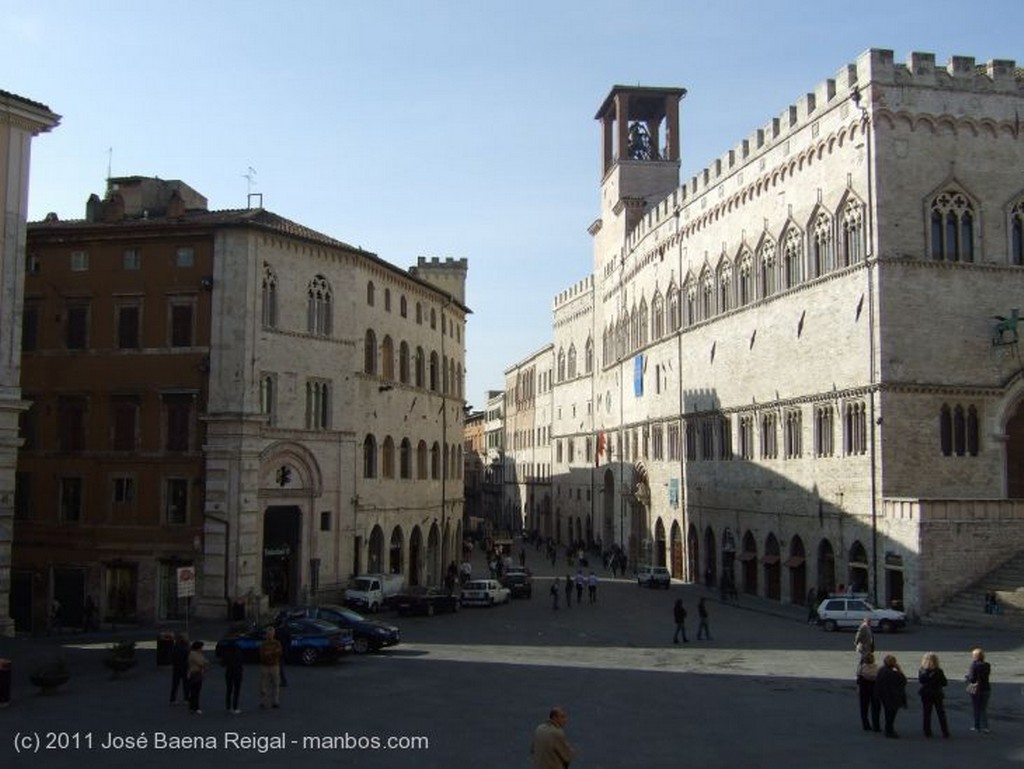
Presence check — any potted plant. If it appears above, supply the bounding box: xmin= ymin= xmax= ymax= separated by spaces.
xmin=30 ymin=657 xmax=70 ymax=694
xmin=103 ymin=639 xmax=137 ymax=677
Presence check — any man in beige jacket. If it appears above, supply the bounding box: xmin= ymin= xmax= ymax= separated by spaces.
xmin=530 ymin=706 xmax=575 ymax=769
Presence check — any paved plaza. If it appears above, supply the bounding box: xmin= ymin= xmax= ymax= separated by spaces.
xmin=1 ymin=551 xmax=1022 ymax=769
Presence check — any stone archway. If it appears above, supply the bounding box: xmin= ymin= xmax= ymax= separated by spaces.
xmin=389 ymin=526 xmax=404 ymax=575
xmin=602 ymin=469 xmax=616 ymax=546
xmin=763 ymin=533 xmax=781 ymax=601
xmin=703 ymin=526 xmax=717 ymax=587
xmin=670 ymin=521 xmax=683 ymax=579
xmin=1006 ymin=398 xmax=1024 ymax=497
xmin=654 ymin=518 xmax=667 ymax=568
xmin=817 ymin=538 xmax=836 ymax=595
xmin=687 ymin=524 xmax=701 ymax=585
xmin=409 ymin=526 xmax=423 ymax=586
xmin=848 ymin=541 xmax=869 ymax=594
xmin=368 ymin=526 xmax=385 ymax=574
xmin=740 ymin=530 xmax=758 ymax=595
xmin=787 ymin=535 xmax=807 ymax=605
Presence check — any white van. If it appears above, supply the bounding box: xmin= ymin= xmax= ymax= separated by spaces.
xmin=344 ymin=573 xmax=405 ymax=613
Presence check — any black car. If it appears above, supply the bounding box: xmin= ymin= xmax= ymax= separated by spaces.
xmin=501 ymin=569 xmax=533 ymax=599
xmin=280 ymin=604 xmax=400 ymax=654
xmin=395 ymin=586 xmax=461 ymax=616
xmin=215 ymin=618 xmax=354 ymax=666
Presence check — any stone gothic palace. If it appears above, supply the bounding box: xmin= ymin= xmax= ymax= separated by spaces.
xmin=501 ymin=48 xmax=1024 ymax=620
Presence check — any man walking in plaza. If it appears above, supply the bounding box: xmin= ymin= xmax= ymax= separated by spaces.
xmin=259 ymin=626 xmax=282 ymax=709
xmin=673 ymin=599 xmax=689 ymax=644
xmin=530 ymin=706 xmax=575 ymax=769
xmin=696 ymin=597 xmax=711 ymax=640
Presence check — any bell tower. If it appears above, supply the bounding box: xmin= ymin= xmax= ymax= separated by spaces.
xmin=592 ymin=86 xmax=686 ymax=259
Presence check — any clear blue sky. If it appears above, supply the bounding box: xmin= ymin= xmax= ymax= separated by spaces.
xmin=4 ymin=1 xmax=1023 ymax=409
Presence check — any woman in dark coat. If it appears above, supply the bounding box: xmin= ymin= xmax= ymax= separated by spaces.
xmin=966 ymin=647 xmax=992 ymax=733
xmin=856 ymin=652 xmax=880 ymax=732
xmin=917 ymin=652 xmax=950 ymax=738
xmin=873 ymin=654 xmax=907 ymax=738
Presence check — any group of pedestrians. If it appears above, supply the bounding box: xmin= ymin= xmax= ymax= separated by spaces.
xmin=167 ymin=626 xmax=289 ymax=715
xmin=852 ymin=618 xmax=993 ymax=739
xmin=672 ymin=598 xmax=710 ymax=643
xmin=549 ymin=572 xmax=599 ymax=609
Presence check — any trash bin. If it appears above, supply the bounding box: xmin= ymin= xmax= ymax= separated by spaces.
xmin=0 ymin=659 xmax=11 ymax=706
xmin=156 ymin=632 xmax=174 ymax=666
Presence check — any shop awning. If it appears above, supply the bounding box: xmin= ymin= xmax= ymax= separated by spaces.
xmin=762 ymin=554 xmax=780 ymax=565
xmin=737 ymin=551 xmax=757 ymax=562
xmin=784 ymin=556 xmax=805 ymax=568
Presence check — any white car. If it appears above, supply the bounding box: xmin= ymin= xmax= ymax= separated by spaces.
xmin=460 ymin=579 xmax=511 ymax=607
xmin=815 ymin=597 xmax=907 ymax=633
xmin=636 ymin=565 xmax=672 ymax=589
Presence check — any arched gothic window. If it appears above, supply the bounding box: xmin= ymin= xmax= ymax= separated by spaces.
xmin=841 ymin=201 xmax=864 ymax=266
xmin=812 ymin=212 xmax=834 ymax=277
xmin=758 ymin=240 xmax=777 ymax=298
xmin=651 ymin=291 xmax=665 ymax=339
xmin=930 ymin=189 xmax=975 ymax=262
xmin=261 ymin=263 xmax=277 ymax=328
xmin=307 ymin=275 xmax=333 ymax=336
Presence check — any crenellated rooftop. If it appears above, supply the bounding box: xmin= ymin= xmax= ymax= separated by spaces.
xmin=553 ymin=275 xmax=594 ymax=310
xmin=614 ymin=48 xmax=1024 ymax=262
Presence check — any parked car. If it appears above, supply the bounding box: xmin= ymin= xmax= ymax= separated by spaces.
xmin=460 ymin=579 xmax=511 ymax=607
xmin=501 ymin=569 xmax=533 ymax=599
xmin=215 ymin=618 xmax=354 ymax=666
xmin=279 ymin=604 xmax=401 ymax=654
xmin=815 ymin=598 xmax=907 ymax=633
xmin=395 ymin=586 xmax=460 ymax=616
xmin=636 ymin=565 xmax=672 ymax=589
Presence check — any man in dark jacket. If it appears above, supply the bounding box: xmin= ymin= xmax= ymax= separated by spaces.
xmin=168 ymin=633 xmax=190 ymax=704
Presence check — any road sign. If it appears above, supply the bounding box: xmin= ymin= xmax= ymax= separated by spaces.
xmin=176 ymin=566 xmax=196 ymax=598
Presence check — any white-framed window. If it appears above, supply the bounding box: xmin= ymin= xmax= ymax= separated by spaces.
xmin=70 ymin=250 xmax=89 ymax=272
xmin=175 ymin=246 xmax=195 ymax=267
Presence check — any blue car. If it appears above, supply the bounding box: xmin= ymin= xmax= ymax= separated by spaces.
xmin=279 ymin=604 xmax=400 ymax=654
xmin=215 ymin=618 xmax=354 ymax=666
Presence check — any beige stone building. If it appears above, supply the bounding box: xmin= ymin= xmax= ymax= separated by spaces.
xmin=0 ymin=89 xmax=58 ymax=635
xmin=16 ymin=175 xmax=467 ymax=624
xmin=510 ymin=49 xmax=1024 ymax=618
xmin=503 ymin=346 xmax=553 ymax=538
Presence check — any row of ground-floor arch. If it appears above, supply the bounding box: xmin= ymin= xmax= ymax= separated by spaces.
xmin=560 ymin=510 xmax=907 ymax=612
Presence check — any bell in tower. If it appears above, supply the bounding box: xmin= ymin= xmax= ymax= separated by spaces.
xmin=593 ymin=85 xmax=687 ymax=244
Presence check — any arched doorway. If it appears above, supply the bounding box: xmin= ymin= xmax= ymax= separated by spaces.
xmin=426 ymin=524 xmax=440 ymax=586
xmin=409 ymin=527 xmax=423 ymax=586
xmin=763 ymin=534 xmax=781 ymax=601
xmin=368 ymin=525 xmax=385 ymax=574
xmin=687 ymin=524 xmax=700 ymax=585
xmin=388 ymin=527 xmax=404 ymax=577
xmin=703 ymin=526 xmax=717 ymax=587
xmin=654 ymin=518 xmax=667 ymax=567
xmin=740 ymin=530 xmax=758 ymax=595
xmin=848 ymin=541 xmax=869 ymax=594
xmin=670 ymin=521 xmax=683 ymax=579
xmin=817 ymin=539 xmax=836 ymax=596
xmin=1006 ymin=398 xmax=1024 ymax=497
xmin=787 ymin=536 xmax=807 ymax=605
xmin=263 ymin=506 xmax=301 ymax=606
